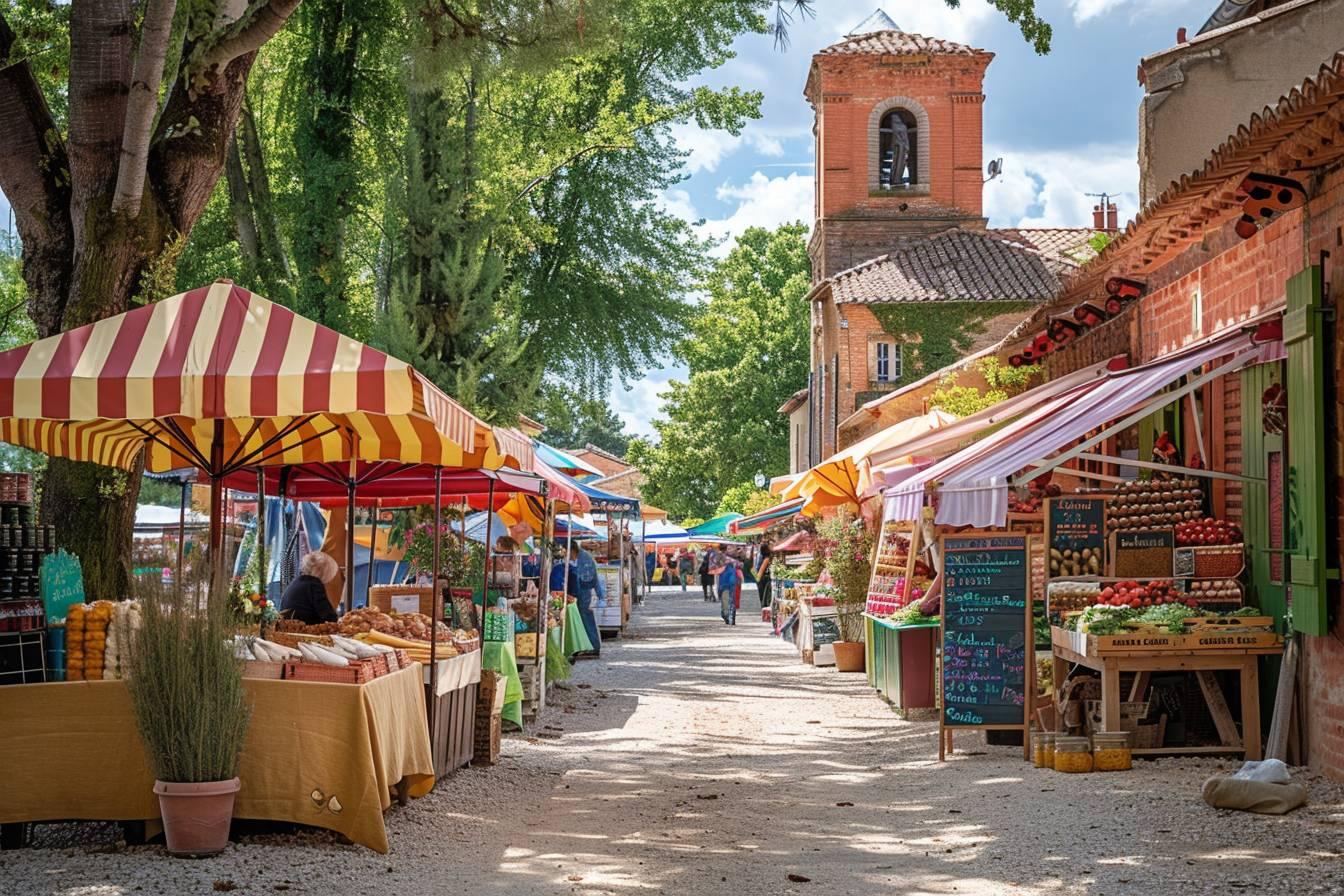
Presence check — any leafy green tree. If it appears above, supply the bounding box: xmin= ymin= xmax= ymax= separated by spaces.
xmin=716 ymin=482 xmax=778 ymax=517
xmin=928 ymin=357 xmax=1036 ymax=418
xmin=531 ymin=384 xmax=632 ymax=457
xmin=631 ymin=224 xmax=811 ymax=519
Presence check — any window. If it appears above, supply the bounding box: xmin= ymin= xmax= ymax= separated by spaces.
xmin=875 ymin=342 xmax=901 ymax=383
xmin=878 ymin=109 xmax=919 ymax=189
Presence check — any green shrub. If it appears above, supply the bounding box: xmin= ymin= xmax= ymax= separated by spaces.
xmin=126 ymin=577 xmax=252 ymax=783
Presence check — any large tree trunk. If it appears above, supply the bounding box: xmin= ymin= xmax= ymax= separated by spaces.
xmin=0 ymin=1 xmax=301 ymax=599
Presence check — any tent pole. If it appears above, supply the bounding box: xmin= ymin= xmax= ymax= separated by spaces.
xmin=256 ymin=469 xmax=267 ymax=598
xmin=177 ymin=475 xmax=188 ymax=584
xmin=344 ymin=477 xmax=356 ymax=614
xmin=209 ymin=420 xmax=225 ymax=591
xmin=481 ymin=482 xmax=496 ymax=616
xmin=429 ymin=468 xmax=442 ymax=736
xmin=277 ymin=466 xmax=290 ymax=588
xmin=368 ymin=498 xmax=381 ymax=604
xmin=562 ymin=513 xmax=573 ymax=610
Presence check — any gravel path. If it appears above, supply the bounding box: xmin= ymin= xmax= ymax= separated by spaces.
xmin=5 ymin=589 xmax=1343 ymax=895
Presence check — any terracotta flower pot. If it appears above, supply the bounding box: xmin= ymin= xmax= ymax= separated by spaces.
xmin=154 ymin=777 xmax=240 ymax=857
xmin=832 ymin=640 xmax=866 ymax=673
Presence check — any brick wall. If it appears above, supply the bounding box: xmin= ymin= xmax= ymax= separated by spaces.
xmin=808 ymin=50 xmax=990 ymax=280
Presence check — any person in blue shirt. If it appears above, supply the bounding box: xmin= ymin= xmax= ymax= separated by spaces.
xmin=644 ymin=548 xmax=655 ymax=585
xmin=571 ymin=542 xmax=602 ymax=657
xmin=715 ymin=556 xmax=741 ymax=626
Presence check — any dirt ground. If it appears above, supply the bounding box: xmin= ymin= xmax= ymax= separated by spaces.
xmin=5 ymin=588 xmax=1343 ymax=895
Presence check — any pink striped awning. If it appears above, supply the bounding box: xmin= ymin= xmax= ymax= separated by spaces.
xmin=0 ymin=281 xmax=509 ymax=474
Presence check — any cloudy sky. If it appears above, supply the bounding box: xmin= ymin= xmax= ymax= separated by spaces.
xmin=611 ymin=0 xmax=1213 ymax=438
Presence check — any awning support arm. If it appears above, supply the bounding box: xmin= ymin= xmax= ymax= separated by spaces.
xmin=1015 ymin=349 xmax=1259 ymax=487
xmin=1068 ymin=452 xmax=1263 ymax=484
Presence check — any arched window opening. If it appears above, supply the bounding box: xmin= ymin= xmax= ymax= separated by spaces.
xmin=878 ymin=109 xmax=919 ymax=189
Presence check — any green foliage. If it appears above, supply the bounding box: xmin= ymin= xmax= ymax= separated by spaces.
xmin=1088 ymin=231 xmax=1114 ymax=253
xmin=816 ymin=509 xmax=873 ymax=640
xmin=632 ymin=224 xmax=811 ymax=519
xmin=716 ymin=482 xmax=777 ymax=517
xmin=137 ymin=477 xmax=187 ymax=508
xmin=126 ymin=576 xmax=252 ymax=783
xmin=868 ymin=302 xmax=1035 ymax=386
xmin=530 ymin=383 xmax=632 ymax=457
xmin=928 ymin=357 xmax=1037 ymax=417
xmin=0 ymin=241 xmax=45 ymax=473
xmin=679 ymin=516 xmax=705 ymax=529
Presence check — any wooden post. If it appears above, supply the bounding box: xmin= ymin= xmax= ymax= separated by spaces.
xmin=208 ymin=420 xmax=225 ymax=589
xmin=368 ymin=498 xmax=381 ymax=606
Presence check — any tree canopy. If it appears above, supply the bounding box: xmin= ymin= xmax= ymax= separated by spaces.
xmin=629 ymin=223 xmax=811 ymax=519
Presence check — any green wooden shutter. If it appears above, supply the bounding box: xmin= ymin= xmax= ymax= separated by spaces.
xmin=1283 ymin=265 xmax=1333 ymax=635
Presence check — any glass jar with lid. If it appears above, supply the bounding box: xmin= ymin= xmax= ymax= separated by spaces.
xmin=1032 ymin=732 xmax=1056 ymax=768
xmin=1053 ymin=736 xmax=1093 ymax=773
xmin=1092 ymin=731 xmax=1132 ymax=771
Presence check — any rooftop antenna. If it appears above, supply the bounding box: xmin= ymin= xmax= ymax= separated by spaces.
xmin=984 ymin=158 xmax=1004 ymax=184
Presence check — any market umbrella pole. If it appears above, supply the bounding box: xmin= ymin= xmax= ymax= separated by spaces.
xmin=344 ymin=470 xmax=357 ymax=613
xmin=368 ymin=498 xmax=381 ymax=605
xmin=177 ymin=476 xmax=188 ymax=583
xmin=429 ymin=467 xmax=443 ymax=732
xmin=256 ymin=469 xmax=267 ymax=598
xmin=480 ymin=482 xmax=496 ymax=618
xmin=208 ymin=420 xmax=225 ymax=590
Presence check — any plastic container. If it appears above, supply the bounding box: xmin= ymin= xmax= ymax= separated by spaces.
xmin=1053 ymin=736 xmax=1093 ymax=773
xmin=1033 ymin=732 xmax=1056 ymax=768
xmin=1092 ymin=730 xmax=1132 ymax=771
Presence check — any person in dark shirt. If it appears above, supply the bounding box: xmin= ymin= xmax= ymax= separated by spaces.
xmin=279 ymin=551 xmax=340 ymax=625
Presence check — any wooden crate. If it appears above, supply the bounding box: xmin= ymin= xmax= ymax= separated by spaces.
xmin=369 ymin=585 xmax=436 ymax=617
xmin=1055 ymin=626 xmax=1281 ymax=656
xmin=242 ymin=660 xmax=286 ymax=680
xmin=472 ymin=670 xmax=506 ymax=766
xmin=426 ymin=679 xmax=478 ymax=778
xmin=283 ymin=658 xmax=378 ymax=684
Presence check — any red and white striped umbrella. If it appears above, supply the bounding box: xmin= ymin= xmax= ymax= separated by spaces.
xmin=0 ymin=280 xmax=528 ymax=474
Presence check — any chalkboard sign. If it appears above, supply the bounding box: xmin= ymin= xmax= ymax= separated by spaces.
xmin=1111 ymin=528 xmax=1175 ymax=578
xmin=939 ymin=532 xmax=1031 ymax=761
xmin=812 ymin=614 xmax=840 ymax=648
xmin=1046 ymin=496 xmax=1107 ymax=578
xmin=40 ymin=549 xmax=85 ymax=622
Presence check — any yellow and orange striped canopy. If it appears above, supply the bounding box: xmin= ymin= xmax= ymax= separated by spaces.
xmin=0 ymin=281 xmax=522 ymax=474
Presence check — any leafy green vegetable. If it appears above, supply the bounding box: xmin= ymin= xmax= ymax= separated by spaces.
xmin=1135 ymin=604 xmax=1200 ymax=633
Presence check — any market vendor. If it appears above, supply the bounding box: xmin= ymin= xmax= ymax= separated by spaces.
xmin=571 ymin=541 xmax=602 ymax=658
xmin=280 ymin=551 xmax=340 ymax=625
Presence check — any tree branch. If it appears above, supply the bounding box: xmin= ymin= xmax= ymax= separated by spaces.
xmin=197 ymin=0 xmax=302 ymax=73
xmin=510 ymin=142 xmax=634 ymax=206
xmin=111 ymin=0 xmax=178 ymax=217
xmin=0 ymin=11 xmax=73 ymax=336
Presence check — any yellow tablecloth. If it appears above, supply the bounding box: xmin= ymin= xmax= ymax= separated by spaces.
xmin=0 ymin=664 xmax=433 ymax=853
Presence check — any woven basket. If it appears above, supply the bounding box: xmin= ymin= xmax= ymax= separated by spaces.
xmin=283 ymin=658 xmax=377 ymax=685
xmin=242 ymin=660 xmax=286 ymax=680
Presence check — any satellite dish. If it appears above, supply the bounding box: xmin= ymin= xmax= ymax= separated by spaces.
xmin=986 ymin=158 xmax=1003 ymax=179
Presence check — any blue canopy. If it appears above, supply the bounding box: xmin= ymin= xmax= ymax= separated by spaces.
xmin=534 ymin=441 xmax=603 ymax=477
xmin=573 ymin=478 xmax=640 ymax=513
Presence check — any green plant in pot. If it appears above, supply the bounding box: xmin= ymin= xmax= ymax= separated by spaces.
xmin=126 ymin=576 xmax=252 ymax=857
xmin=816 ymin=509 xmax=873 ymax=673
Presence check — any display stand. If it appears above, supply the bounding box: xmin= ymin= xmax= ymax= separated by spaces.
xmin=422 ymin=651 xmax=482 ymax=777
xmin=864 ymin=613 xmax=938 ymax=719
xmin=938 ymin=532 xmax=1033 ymax=761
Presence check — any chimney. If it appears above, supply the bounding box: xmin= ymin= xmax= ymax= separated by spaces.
xmin=1092 ymin=204 xmax=1106 ymax=230
xmin=1177 ymin=27 xmax=1187 ymax=44
xmin=1106 ymin=202 xmax=1118 ymax=231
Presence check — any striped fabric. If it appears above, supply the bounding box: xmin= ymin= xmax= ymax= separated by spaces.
xmin=0 ymin=281 xmax=504 ymax=474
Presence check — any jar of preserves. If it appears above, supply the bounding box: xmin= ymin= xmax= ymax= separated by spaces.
xmin=1053 ymin=736 xmax=1093 ymax=773
xmin=1092 ymin=731 xmax=1132 ymax=771
xmin=1033 ymin=732 xmax=1056 ymax=768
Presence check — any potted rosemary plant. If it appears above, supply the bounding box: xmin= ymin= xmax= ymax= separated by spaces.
xmin=125 ymin=576 xmax=251 ymax=856
xmin=817 ymin=510 xmax=874 ymax=673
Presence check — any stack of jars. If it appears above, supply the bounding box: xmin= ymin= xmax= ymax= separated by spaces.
xmin=1032 ymin=730 xmax=1132 ymax=772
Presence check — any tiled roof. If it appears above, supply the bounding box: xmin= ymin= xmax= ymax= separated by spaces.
xmin=1058 ymin=50 xmax=1344 ymax=301
xmin=826 ymin=229 xmax=1075 ymax=305
xmin=991 ymin=228 xmax=1100 ymax=270
xmin=818 ymin=30 xmax=986 ymax=58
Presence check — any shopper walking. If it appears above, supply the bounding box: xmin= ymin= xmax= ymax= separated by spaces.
xmin=698 ymin=550 xmax=714 ymax=601
xmin=754 ymin=543 xmax=774 ymax=609
xmin=677 ymin=548 xmax=695 ymax=592
xmin=716 ymin=554 xmax=741 ymax=625
xmin=571 ymin=542 xmax=602 ymax=658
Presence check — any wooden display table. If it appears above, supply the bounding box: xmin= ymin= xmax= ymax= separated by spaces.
xmin=1051 ymin=626 xmax=1281 ymax=759
xmin=423 ymin=650 xmax=482 ymax=778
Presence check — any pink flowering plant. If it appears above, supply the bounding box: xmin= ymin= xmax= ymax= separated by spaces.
xmin=816 ymin=509 xmax=874 ymax=642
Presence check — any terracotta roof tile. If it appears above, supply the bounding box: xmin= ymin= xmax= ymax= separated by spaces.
xmin=827 ymin=229 xmax=1076 ymax=305
xmin=817 ymin=30 xmax=987 ymax=58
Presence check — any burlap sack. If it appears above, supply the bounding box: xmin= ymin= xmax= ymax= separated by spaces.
xmin=1201 ymin=775 xmax=1308 ymax=815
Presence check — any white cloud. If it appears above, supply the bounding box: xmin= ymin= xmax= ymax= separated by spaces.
xmin=983 ymin=143 xmax=1139 ymax=229
xmin=609 ymin=366 xmax=681 ymax=439
xmin=657 ymin=188 xmax=699 ymax=223
xmin=701 ymin=171 xmax=814 ymax=253
xmin=669 ymin=123 xmax=744 ymax=175
xmin=1065 ymin=0 xmax=1201 ymax=26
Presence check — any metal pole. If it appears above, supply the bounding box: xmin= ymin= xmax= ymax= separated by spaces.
xmin=177 ymin=476 xmax=188 ymax=583
xmin=639 ymin=515 xmax=647 ymax=605
xmin=208 ymin=420 xmax=225 ymax=590
xmin=256 ymin=469 xmax=267 ymax=599
xmin=428 ymin=468 xmax=442 ymax=734
xmin=480 ymin=483 xmax=496 ymax=607
xmin=561 ymin=513 xmax=573 ymax=614
xmin=368 ymin=498 xmax=381 ymax=605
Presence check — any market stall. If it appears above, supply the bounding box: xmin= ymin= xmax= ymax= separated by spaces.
xmin=873 ymin=324 xmax=1286 ymax=762
xmin=2 ymin=665 xmax=433 ymax=853
xmin=0 ymin=281 xmax=524 ymax=847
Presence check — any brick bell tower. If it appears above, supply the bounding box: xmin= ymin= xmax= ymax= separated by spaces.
xmin=804 ymin=11 xmax=994 ymax=280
